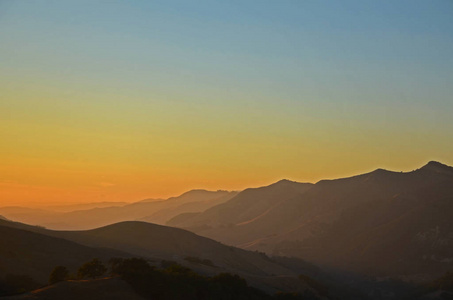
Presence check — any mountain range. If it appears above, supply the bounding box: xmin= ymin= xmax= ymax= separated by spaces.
xmin=1 ymin=161 xmax=453 ymax=299
xmin=169 ymin=161 xmax=453 ymax=280
xmin=0 ymin=190 xmax=237 ymax=230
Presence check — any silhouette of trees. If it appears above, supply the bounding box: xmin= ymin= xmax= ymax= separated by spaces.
xmin=184 ymin=256 xmax=216 ymax=267
xmin=298 ymin=274 xmax=329 ymax=297
xmin=160 ymin=260 xmax=178 ymax=269
xmin=109 ymin=258 xmax=272 ymax=300
xmin=77 ymin=258 xmax=107 ymax=279
xmin=110 ymin=257 xmax=154 ymax=279
xmin=49 ymin=266 xmax=69 ymax=284
xmin=429 ymin=271 xmax=453 ymax=292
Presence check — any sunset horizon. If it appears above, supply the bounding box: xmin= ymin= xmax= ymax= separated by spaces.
xmin=1 ymin=159 xmax=450 ymax=208
xmin=2 ymin=1 xmax=452 ymax=208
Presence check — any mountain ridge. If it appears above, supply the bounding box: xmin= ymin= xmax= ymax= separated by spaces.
xmin=169 ymin=161 xmax=453 ymax=279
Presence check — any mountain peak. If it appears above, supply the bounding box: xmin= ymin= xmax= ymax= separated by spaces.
xmin=271 ymin=179 xmax=308 ymax=187
xmin=420 ymin=161 xmax=453 ymax=174
xmin=276 ymin=179 xmax=294 ymax=184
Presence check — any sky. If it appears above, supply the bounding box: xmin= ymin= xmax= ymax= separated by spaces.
xmin=1 ymin=0 xmax=453 ymax=207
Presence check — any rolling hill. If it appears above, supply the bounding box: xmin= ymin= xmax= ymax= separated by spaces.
xmin=0 ymin=224 xmax=128 ymax=284
xmin=0 ymin=219 xmax=322 ymax=295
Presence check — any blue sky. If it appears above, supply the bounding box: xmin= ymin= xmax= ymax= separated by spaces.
xmin=1 ymin=0 xmax=453 ymax=204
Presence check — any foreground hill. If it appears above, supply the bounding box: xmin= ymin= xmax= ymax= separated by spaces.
xmin=0 ymin=190 xmax=237 ymax=230
xmin=171 ymin=161 xmax=453 ymax=280
xmin=0 ymin=224 xmax=128 ymax=284
xmin=0 ymin=219 xmax=322 ymax=295
xmin=1 ymin=277 xmax=145 ymax=300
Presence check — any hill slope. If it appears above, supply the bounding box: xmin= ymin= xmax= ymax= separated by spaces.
xmin=1 ymin=277 xmax=145 ymax=300
xmin=0 ymin=219 xmax=320 ymax=294
xmin=0 ymin=224 xmax=128 ymax=284
xmin=172 ymin=162 xmax=453 ymax=279
xmin=168 ymin=180 xmax=313 ymax=246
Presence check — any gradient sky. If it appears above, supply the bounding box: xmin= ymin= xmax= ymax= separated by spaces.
xmin=1 ymin=0 xmax=453 ymax=207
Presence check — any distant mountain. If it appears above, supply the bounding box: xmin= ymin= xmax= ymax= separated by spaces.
xmin=171 ymin=162 xmax=453 ymax=280
xmin=139 ymin=190 xmax=238 ymax=224
xmin=45 ymin=201 xmax=129 ymax=212
xmin=0 ymin=190 xmax=237 ymax=230
xmin=167 ymin=180 xmax=313 ymax=246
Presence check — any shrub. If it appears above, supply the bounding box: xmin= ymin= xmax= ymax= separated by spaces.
xmin=77 ymin=258 xmax=107 ymax=279
xmin=49 ymin=266 xmax=69 ymax=284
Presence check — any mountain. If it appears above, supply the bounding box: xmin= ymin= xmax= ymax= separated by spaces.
xmin=167 ymin=180 xmax=313 ymax=246
xmin=171 ymin=162 xmax=453 ymax=280
xmin=0 ymin=190 xmax=237 ymax=230
xmin=139 ymin=190 xmax=238 ymax=224
xmin=45 ymin=201 xmax=129 ymax=212
xmin=271 ymin=161 xmax=453 ymax=279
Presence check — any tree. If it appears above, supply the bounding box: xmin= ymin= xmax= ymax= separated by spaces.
xmin=77 ymin=258 xmax=107 ymax=279
xmin=108 ymin=257 xmax=124 ymax=275
xmin=49 ymin=266 xmax=69 ymax=284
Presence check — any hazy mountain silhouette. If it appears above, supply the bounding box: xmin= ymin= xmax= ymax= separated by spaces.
xmin=167 ymin=180 xmax=313 ymax=246
xmin=139 ymin=190 xmax=238 ymax=224
xmin=0 ymin=190 xmax=237 ymax=230
xmin=46 ymin=201 xmax=129 ymax=212
xmin=2 ymin=161 xmax=452 ymax=296
xmin=171 ymin=161 xmax=453 ymax=280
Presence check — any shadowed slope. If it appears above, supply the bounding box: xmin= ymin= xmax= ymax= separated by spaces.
xmin=55 ymin=221 xmax=298 ymax=280
xmin=270 ymin=161 xmax=453 ymax=278
xmin=171 ymin=162 xmax=453 ymax=279
xmin=0 ymin=219 xmax=321 ymax=294
xmin=0 ymin=224 xmax=129 ymax=284
xmin=1 ymin=277 xmax=145 ymax=300
xmin=168 ymin=180 xmax=313 ymax=245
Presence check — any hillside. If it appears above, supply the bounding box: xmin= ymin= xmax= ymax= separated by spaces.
xmin=0 ymin=224 xmax=128 ymax=284
xmin=139 ymin=190 xmax=238 ymax=224
xmin=171 ymin=162 xmax=453 ymax=279
xmin=0 ymin=219 xmax=323 ymax=295
xmin=1 ymin=277 xmax=145 ymax=300
xmin=270 ymin=161 xmax=453 ymax=279
xmin=168 ymin=180 xmax=313 ymax=246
